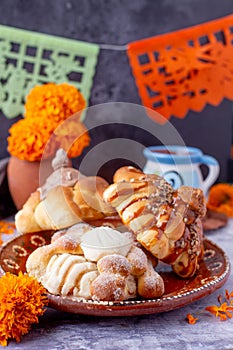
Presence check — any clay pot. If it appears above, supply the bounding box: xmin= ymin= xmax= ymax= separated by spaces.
xmin=7 ymin=156 xmax=53 ymax=210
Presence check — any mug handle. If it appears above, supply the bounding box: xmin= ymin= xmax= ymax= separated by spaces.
xmin=201 ymin=155 xmax=220 ymax=195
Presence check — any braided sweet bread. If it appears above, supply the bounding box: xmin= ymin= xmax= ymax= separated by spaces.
xmin=103 ymin=166 xmax=206 ymax=278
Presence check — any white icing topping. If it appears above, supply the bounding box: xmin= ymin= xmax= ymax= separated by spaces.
xmin=80 ymin=227 xmax=132 ymax=262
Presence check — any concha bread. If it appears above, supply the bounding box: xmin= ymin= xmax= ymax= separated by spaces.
xmin=15 ymin=175 xmax=115 ymax=233
xmin=26 ymin=224 xmax=165 ymax=301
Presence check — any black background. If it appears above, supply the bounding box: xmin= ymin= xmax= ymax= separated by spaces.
xmin=0 ymin=0 xmax=233 ymax=182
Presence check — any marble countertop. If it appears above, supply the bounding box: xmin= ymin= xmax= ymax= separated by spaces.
xmin=2 ymin=220 xmax=233 ymax=350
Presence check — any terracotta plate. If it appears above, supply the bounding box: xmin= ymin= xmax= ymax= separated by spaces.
xmin=0 ymin=231 xmax=231 ymax=317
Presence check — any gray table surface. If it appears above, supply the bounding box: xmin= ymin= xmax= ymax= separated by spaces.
xmin=2 ymin=219 xmax=233 ymax=350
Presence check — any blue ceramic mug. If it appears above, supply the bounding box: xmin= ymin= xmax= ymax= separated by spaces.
xmin=143 ymin=145 xmax=219 ymax=195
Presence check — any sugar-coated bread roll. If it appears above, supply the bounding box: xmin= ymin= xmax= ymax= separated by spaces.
xmin=26 ymin=222 xmax=91 ymax=280
xmin=97 ymin=254 xmax=132 ymax=276
xmin=126 ymin=245 xmax=148 ymax=276
xmin=90 ymin=273 xmax=127 ymax=301
xmin=137 ymin=259 xmax=165 ymax=299
xmin=41 ymin=253 xmax=98 ymax=298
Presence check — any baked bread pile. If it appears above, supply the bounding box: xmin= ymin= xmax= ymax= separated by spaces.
xmin=26 ymin=224 xmax=164 ymax=301
xmin=18 ymin=155 xmax=207 ymax=302
xmin=103 ymin=166 xmax=206 ymax=278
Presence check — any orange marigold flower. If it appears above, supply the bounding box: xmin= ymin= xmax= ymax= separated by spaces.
xmin=205 ymin=302 xmax=233 ymax=321
xmin=24 ymin=83 xmax=86 ymax=123
xmin=0 ymin=272 xmax=48 ymax=346
xmin=8 ymin=116 xmax=90 ymax=162
xmin=7 ymin=118 xmax=59 ymax=161
xmin=186 ymin=313 xmax=198 ymax=324
xmin=0 ymin=221 xmax=15 ymax=246
xmin=207 ymin=183 xmax=233 ymax=217
xmin=7 ymin=83 xmax=89 ymax=162
xmin=186 ymin=289 xmax=233 ymax=324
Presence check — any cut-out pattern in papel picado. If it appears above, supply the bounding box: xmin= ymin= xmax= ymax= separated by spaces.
xmin=0 ymin=25 xmax=99 ymax=119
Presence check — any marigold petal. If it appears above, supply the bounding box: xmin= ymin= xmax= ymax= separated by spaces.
xmin=205 ymin=305 xmax=219 ymax=316
xmin=219 ymin=313 xmax=227 ymax=321
xmin=186 ymin=313 xmax=198 ymax=324
xmin=225 ymin=289 xmax=230 ymax=300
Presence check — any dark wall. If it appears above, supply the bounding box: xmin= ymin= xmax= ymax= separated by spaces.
xmin=0 ymin=0 xmax=233 ymax=182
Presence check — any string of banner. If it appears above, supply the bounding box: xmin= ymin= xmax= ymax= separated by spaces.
xmin=0 ymin=14 xmax=233 ymax=124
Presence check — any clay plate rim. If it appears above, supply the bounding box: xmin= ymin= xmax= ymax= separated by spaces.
xmin=0 ymin=232 xmax=231 ymax=317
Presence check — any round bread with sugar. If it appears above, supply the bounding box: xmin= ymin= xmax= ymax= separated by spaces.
xmin=15 ymin=175 xmax=116 ymax=233
xmin=90 ymin=272 xmax=127 ymax=301
xmin=103 ymin=166 xmax=206 ymax=278
xmin=126 ymin=245 xmax=148 ymax=276
xmin=97 ymin=254 xmax=132 ymax=276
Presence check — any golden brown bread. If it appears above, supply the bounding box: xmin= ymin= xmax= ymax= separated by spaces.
xmin=15 ymin=191 xmax=42 ymax=233
xmin=73 ymin=176 xmax=115 ymax=221
xmin=103 ymin=166 xmax=206 ymax=278
xmin=15 ymin=175 xmax=115 ymax=233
